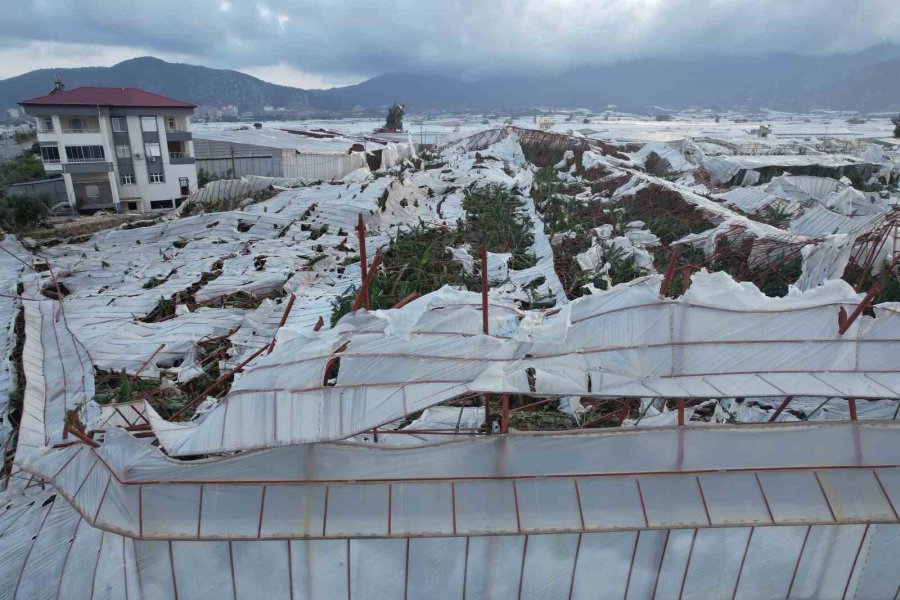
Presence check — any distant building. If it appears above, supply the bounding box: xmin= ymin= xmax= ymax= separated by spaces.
xmin=4 ymin=108 xmax=20 ymax=119
xmin=192 ymin=127 xmax=416 ymax=180
xmin=19 ymin=86 xmax=198 ymax=213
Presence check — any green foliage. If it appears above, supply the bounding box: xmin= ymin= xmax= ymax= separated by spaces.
xmin=142 ymin=276 xmax=164 ymax=289
xmin=12 ymin=131 xmax=36 ymax=144
xmin=309 ymin=224 xmax=329 ymax=240
xmin=459 ymin=184 xmax=537 ymax=268
xmin=331 ymin=185 xmax=545 ymax=325
xmin=0 ymin=191 xmax=51 ymax=231
xmin=758 ymin=204 xmax=792 ymax=229
xmin=385 ymin=103 xmax=404 ymax=131
xmin=844 ymin=261 xmax=900 ymax=304
xmin=331 ymin=224 xmax=478 ymax=326
xmin=330 ymin=286 xmax=357 ymax=327
xmin=0 ymin=151 xmax=47 ymax=186
xmin=196 ymin=169 xmax=219 ymax=188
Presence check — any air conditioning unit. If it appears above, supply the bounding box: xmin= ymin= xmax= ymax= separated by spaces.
xmin=134 ymin=153 xmax=143 ymax=160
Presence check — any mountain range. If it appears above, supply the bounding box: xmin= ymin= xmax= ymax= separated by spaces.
xmin=2 ymin=46 xmax=900 ymax=117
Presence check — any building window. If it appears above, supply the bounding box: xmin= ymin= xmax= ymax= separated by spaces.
xmin=120 ymin=173 xmax=135 ymax=185
xmin=39 ymin=144 xmax=60 ymax=162
xmin=149 ymin=172 xmax=164 ymax=183
xmin=111 ymin=117 xmax=127 ymax=132
xmin=127 ymin=202 xmax=139 ymax=211
xmin=69 ymin=117 xmax=84 ymax=131
xmin=179 ymin=177 xmax=190 ymax=195
xmin=65 ymin=145 xmax=105 ymax=162
xmin=150 ymin=199 xmax=175 ymax=210
xmin=115 ymin=144 xmax=132 ymax=159
xmin=41 ymin=117 xmax=53 ymax=132
xmin=144 ymin=143 xmax=162 ymax=161
xmin=140 ymin=116 xmax=158 ymax=132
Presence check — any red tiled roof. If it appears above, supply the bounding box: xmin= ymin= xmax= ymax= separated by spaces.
xmin=19 ymin=87 xmax=195 ymax=109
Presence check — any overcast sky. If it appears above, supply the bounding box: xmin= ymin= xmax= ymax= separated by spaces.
xmin=1 ymin=0 xmax=899 ymax=88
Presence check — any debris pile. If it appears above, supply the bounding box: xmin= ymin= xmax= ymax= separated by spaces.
xmin=0 ymin=124 xmax=899 ymax=597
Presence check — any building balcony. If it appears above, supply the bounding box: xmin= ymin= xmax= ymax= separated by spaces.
xmin=66 ymin=157 xmax=107 ymax=164
xmin=165 ymin=130 xmax=192 ymax=142
xmin=168 ymin=152 xmax=195 ymax=165
xmin=165 ymin=124 xmax=189 ymax=133
xmin=36 ymin=127 xmax=55 ymax=134
xmin=61 ymin=127 xmax=101 ymax=134
xmin=63 ymin=161 xmax=113 ymax=174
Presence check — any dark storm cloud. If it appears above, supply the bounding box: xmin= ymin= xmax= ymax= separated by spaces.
xmin=2 ymin=0 xmax=899 ymax=80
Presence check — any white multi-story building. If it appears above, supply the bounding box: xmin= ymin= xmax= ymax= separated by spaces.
xmin=19 ymin=85 xmax=198 ymax=213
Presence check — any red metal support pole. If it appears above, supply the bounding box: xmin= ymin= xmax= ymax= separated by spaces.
xmin=838 ymin=280 xmax=881 ymax=335
xmin=313 ymin=316 xmax=324 ymax=332
xmin=356 ymin=214 xmax=369 ymax=310
xmin=848 ymin=398 xmax=858 ymax=421
xmin=681 ymin=265 xmax=693 ymax=293
xmin=391 ymin=291 xmax=418 ymax=309
xmin=171 ymin=298 xmax=296 ymax=421
xmin=68 ymin=426 xmax=100 ymax=448
xmin=500 ymin=393 xmax=509 ymax=434
xmin=576 ymin=398 xmax=632 ymax=429
xmin=351 ymin=252 xmax=383 ymax=312
xmin=481 ymin=245 xmax=489 ymax=335
xmin=677 ymin=399 xmax=686 ymax=426
xmin=509 ymin=397 xmax=556 ymax=413
xmin=768 ymin=396 xmax=794 ymax=422
xmin=131 ymin=343 xmax=166 ymax=381
xmin=267 ymin=293 xmax=296 ymax=352
xmin=660 ymin=247 xmax=681 ymax=297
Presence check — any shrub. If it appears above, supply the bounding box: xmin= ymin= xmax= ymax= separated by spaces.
xmin=0 ymin=191 xmax=51 ymax=231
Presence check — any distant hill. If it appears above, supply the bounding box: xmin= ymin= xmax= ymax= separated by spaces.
xmin=315 ymin=44 xmax=900 ymax=113
xmin=3 ymin=46 xmax=900 ymax=117
xmin=0 ymin=56 xmax=352 ymax=114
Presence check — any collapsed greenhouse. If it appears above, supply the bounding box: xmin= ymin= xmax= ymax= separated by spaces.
xmin=1 ymin=126 xmax=900 ymax=598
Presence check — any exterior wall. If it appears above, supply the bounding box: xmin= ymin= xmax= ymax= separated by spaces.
xmin=2 ymin=177 xmax=69 ymax=206
xmin=281 ymin=149 xmax=368 ymax=180
xmin=192 ymin=136 xmax=371 ymax=181
xmin=193 ymin=138 xmax=282 ymax=178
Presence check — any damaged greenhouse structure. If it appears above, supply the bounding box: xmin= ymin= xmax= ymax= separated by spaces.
xmin=1 ymin=125 xmax=900 ymax=598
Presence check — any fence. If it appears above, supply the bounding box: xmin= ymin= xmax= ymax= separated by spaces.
xmin=195 ymin=155 xmax=280 ymax=179
xmin=3 ymin=177 xmax=68 ymax=205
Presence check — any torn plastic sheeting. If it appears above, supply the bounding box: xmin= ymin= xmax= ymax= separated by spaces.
xmin=358 ymin=405 xmax=485 ymax=446
xmin=177 ymin=175 xmax=311 ymax=214
xmin=82 ymin=308 xmax=244 ymax=376
xmin=702 ymin=154 xmax=877 ymax=185
xmin=627 ymin=141 xmax=696 ymax=173
xmin=144 ymin=271 xmax=900 ymax=455
xmin=446 ymin=246 xmax=512 ymax=281
xmin=789 ymin=204 xmax=887 ymax=237
xmin=0 ymin=236 xmax=28 ymax=450
xmin=796 ymin=234 xmax=857 ymax=291
xmin=14 ymin=300 xmax=94 ymax=463
xmin=712 ymin=187 xmax=782 ymax=214
xmin=378 ymin=141 xmax=417 ymax=170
